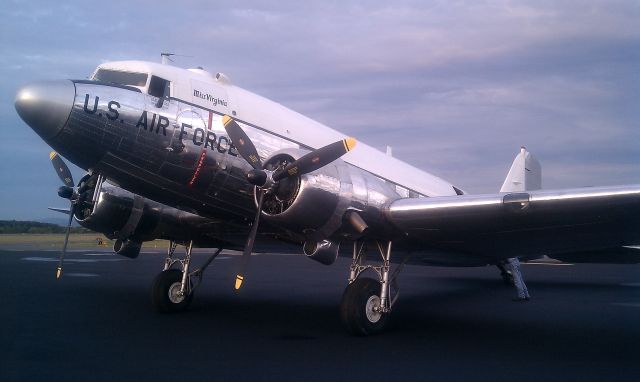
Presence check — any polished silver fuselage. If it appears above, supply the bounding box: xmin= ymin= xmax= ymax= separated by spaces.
xmin=48 ymin=81 xmax=405 ymax=251
xmin=65 ymin=82 xmax=262 ymax=222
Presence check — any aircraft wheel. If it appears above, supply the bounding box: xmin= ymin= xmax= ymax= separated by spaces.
xmin=151 ymin=269 xmax=193 ymax=313
xmin=340 ymin=277 xmax=389 ymax=336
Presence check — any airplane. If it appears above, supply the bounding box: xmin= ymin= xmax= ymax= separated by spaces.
xmin=14 ymin=57 xmax=640 ymax=335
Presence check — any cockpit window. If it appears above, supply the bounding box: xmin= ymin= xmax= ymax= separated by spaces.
xmin=93 ymin=69 xmax=148 ymax=87
xmin=148 ymin=75 xmax=170 ymax=98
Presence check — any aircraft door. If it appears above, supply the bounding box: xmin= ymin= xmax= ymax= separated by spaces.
xmin=160 ymin=107 xmax=209 ymax=185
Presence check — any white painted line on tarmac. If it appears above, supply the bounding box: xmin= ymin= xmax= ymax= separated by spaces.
xmin=64 ymin=273 xmax=100 ymax=277
xmin=208 ymin=253 xmax=298 ymax=257
xmin=524 ymin=262 xmax=574 ymax=266
xmin=18 ymin=249 xmax=113 ymax=253
xmin=21 ymin=257 xmax=126 ymax=263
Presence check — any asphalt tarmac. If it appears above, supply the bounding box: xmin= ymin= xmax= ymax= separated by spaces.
xmin=1 ymin=248 xmax=639 ymax=381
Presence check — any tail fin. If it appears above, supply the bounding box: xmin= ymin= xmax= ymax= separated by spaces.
xmin=500 ymin=147 xmax=541 ymax=192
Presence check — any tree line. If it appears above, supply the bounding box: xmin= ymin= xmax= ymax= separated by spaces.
xmin=0 ymin=220 xmax=92 ymax=234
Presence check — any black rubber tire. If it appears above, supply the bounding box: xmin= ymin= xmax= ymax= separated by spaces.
xmin=340 ymin=277 xmax=389 ymax=336
xmin=151 ymin=269 xmax=193 ymax=313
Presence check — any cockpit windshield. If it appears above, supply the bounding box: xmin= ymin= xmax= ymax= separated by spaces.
xmin=93 ymin=69 xmax=148 ymax=87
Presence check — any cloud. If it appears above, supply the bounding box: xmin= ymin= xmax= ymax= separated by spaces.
xmin=1 ymin=0 xmax=639 ymax=219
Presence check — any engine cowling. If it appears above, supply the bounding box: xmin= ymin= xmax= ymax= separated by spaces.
xmin=257 ymin=148 xmax=402 ymax=244
xmin=74 ymin=178 xmax=172 ymax=242
xmin=72 ymin=174 xmax=224 ymax=252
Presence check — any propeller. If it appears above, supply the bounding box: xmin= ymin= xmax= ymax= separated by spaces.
xmin=221 ymin=115 xmax=356 ymax=290
xmin=51 ymin=151 xmax=74 ymax=188
xmin=272 ymin=138 xmax=356 ymax=182
xmin=49 ymin=152 xmax=75 ymax=279
xmin=222 ymin=115 xmax=262 ymax=170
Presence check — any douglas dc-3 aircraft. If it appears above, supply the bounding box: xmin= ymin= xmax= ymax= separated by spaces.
xmin=14 ymin=57 xmax=640 ymax=335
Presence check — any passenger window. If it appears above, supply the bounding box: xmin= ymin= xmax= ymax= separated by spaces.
xmin=149 ymin=75 xmax=170 ymax=98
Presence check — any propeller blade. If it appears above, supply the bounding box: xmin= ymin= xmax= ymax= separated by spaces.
xmin=50 ymin=151 xmax=75 ymax=187
xmin=56 ymin=203 xmax=75 ymax=279
xmin=235 ymin=190 xmax=266 ymax=290
xmin=221 ymin=115 xmax=262 ymax=170
xmin=48 ymin=207 xmax=71 ymax=215
xmin=273 ymin=138 xmax=356 ymax=182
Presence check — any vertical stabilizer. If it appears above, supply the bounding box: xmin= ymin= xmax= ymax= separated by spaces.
xmin=500 ymin=147 xmax=541 ymax=192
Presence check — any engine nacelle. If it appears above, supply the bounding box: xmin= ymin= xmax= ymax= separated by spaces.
xmin=75 ymin=180 xmax=171 ymax=242
xmin=72 ymin=174 xmax=220 ymax=251
xmin=258 ymin=148 xmax=401 ymax=242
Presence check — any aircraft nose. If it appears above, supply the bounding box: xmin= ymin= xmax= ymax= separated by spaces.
xmin=15 ymin=80 xmax=75 ymax=140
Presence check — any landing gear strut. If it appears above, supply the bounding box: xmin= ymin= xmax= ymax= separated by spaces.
xmin=496 ymin=262 xmax=515 ymax=286
xmin=151 ymin=240 xmax=222 ymax=313
xmin=340 ymin=240 xmax=405 ymax=336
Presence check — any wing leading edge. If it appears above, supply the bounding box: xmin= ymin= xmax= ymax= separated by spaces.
xmin=384 ymin=185 xmax=640 ymax=263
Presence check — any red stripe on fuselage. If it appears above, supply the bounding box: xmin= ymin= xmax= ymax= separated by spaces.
xmin=188 ymin=111 xmax=213 ymax=188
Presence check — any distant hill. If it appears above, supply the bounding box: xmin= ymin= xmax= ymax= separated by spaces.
xmin=0 ymin=220 xmax=91 ymax=234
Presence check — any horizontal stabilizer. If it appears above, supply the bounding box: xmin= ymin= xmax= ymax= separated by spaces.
xmin=549 ymin=247 xmax=640 ymax=264
xmin=500 ymin=147 xmax=541 ymax=192
xmin=48 ymin=207 xmax=71 ymax=215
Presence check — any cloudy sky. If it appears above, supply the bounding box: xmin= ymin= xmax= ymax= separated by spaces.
xmin=1 ymin=0 xmax=638 ymax=220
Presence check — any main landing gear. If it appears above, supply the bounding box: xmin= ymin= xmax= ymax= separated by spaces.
xmin=340 ymin=240 xmax=405 ymax=336
xmin=151 ymin=240 xmax=222 ymax=313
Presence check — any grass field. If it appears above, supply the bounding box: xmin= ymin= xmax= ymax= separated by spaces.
xmin=0 ymin=233 xmax=169 ymax=250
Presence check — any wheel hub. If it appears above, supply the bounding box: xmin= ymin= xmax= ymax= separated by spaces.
xmin=168 ymin=282 xmax=185 ymax=304
xmin=365 ymin=295 xmax=382 ymax=323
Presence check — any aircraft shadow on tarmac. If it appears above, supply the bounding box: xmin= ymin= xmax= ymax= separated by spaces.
xmin=62 ymin=273 xmax=637 ymax=346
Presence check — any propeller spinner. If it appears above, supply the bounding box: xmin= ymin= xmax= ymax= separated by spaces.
xmin=221 ymin=115 xmax=356 ymax=290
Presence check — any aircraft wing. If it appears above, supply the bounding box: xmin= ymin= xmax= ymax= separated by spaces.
xmin=383 ymin=185 xmax=640 ymax=264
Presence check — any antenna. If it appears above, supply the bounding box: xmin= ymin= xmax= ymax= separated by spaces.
xmin=161 ymin=52 xmax=174 ymax=65
xmin=160 ymin=52 xmax=194 ymax=65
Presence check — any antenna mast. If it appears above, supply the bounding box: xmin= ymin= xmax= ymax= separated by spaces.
xmin=160 ymin=52 xmax=193 ymax=65
xmin=161 ymin=52 xmax=174 ymax=65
